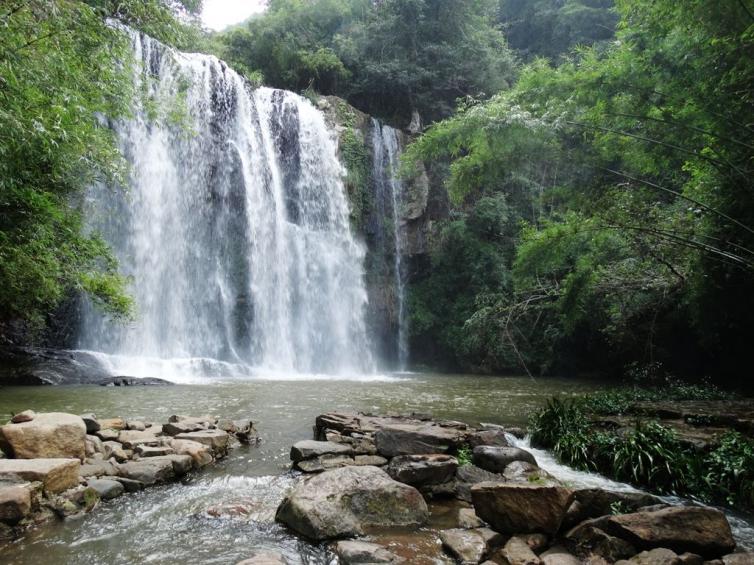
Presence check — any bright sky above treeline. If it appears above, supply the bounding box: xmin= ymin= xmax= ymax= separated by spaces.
xmin=201 ymin=0 xmax=266 ymax=30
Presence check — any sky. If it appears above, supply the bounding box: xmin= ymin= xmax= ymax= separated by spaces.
xmin=201 ymin=0 xmax=267 ymax=31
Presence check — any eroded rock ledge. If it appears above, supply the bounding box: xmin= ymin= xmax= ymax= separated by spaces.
xmin=273 ymin=411 xmax=750 ymax=565
xmin=0 ymin=410 xmax=257 ymax=543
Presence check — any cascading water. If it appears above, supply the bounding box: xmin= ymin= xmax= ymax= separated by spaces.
xmin=370 ymin=119 xmax=409 ymax=370
xmin=77 ymin=29 xmax=375 ymax=379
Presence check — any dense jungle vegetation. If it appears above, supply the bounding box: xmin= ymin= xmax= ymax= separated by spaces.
xmin=2 ymin=0 xmax=753 ymax=386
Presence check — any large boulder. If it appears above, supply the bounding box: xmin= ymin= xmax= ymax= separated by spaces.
xmin=0 ymin=458 xmax=80 ymax=493
xmin=566 ymin=521 xmax=637 ymax=561
xmin=374 ymin=423 xmax=467 ymax=457
xmin=498 ymin=536 xmax=542 ymax=565
xmin=584 ymin=506 xmax=736 ymax=559
xmin=467 ymin=429 xmax=510 ymax=448
xmin=275 ymin=465 xmax=428 ymax=540
xmin=471 ymin=482 xmax=574 ymax=535
xmin=0 ymin=484 xmax=32 ymax=524
xmin=169 ymin=439 xmax=213 ymax=468
xmin=387 ymin=454 xmax=458 ymax=486
xmin=0 ymin=412 xmax=86 ymax=460
xmin=86 ymin=478 xmax=125 ymax=500
xmin=563 ymin=489 xmax=664 ymax=529
xmin=174 ymin=430 xmax=230 ymax=457
xmin=116 ymin=458 xmax=175 ymax=485
xmin=472 ymin=446 xmax=537 ymax=473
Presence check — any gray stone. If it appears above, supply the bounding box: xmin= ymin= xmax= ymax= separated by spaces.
xmin=10 ymin=410 xmax=35 ymax=424
xmin=472 ymin=482 xmax=574 ymax=535
xmin=85 ymin=434 xmax=104 ymax=457
xmin=472 ymin=446 xmax=537 ymax=473
xmin=290 ymin=440 xmax=353 ymax=462
xmin=387 ymin=454 xmax=458 ymax=486
xmin=96 ymin=429 xmax=120 ymax=442
xmin=102 ymin=441 xmax=129 ymax=463
xmin=116 ymin=458 xmax=174 ymax=485
xmin=80 ymin=413 xmax=100 ymax=433
xmin=722 ymin=554 xmax=754 ymax=565
xmin=0 ymin=458 xmax=80 ymax=494
xmin=467 ymin=429 xmax=510 ymax=448
xmin=441 ymin=527 xmax=503 ymax=564
xmin=126 ymin=420 xmax=146 ymax=432
xmin=503 ymin=460 xmax=553 ymax=483
xmin=456 ymin=464 xmax=502 ymax=502
xmin=567 ymin=522 xmax=637 ymax=562
xmin=169 ymin=439 xmax=213 ymax=468
xmin=584 ymin=506 xmax=736 ymax=559
xmin=86 ymin=478 xmax=124 ymax=500
xmin=0 ymin=484 xmax=32 ymax=524
xmin=374 ymin=422 xmax=467 ymax=457
xmin=458 ymin=507 xmax=484 ymax=529
xmin=113 ymin=477 xmax=145 ymax=492
xmin=333 ymin=540 xmax=402 ymax=564
xmin=354 ymin=455 xmax=388 ymax=466
xmin=275 ymin=465 xmax=428 ymax=540
xmin=117 ymin=429 xmax=164 ymax=449
xmin=499 ymin=536 xmax=542 ymax=565
xmin=296 ymin=454 xmax=355 ymax=473
xmin=236 ymin=551 xmax=289 ymax=565
xmin=79 ymin=459 xmax=118 ymax=478
xmin=563 ymin=489 xmax=665 ymax=529
xmin=136 ymin=445 xmax=175 ymax=457
xmin=174 ymin=430 xmax=230 ymax=456
xmin=615 ymin=548 xmax=681 ymax=565
xmin=541 ymin=546 xmax=581 ymax=565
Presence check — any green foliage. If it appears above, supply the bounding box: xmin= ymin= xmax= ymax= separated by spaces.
xmin=215 ymin=0 xmax=517 ymax=123
xmin=455 ymin=445 xmax=472 ymax=467
xmin=531 ymin=390 xmax=754 ymax=509
xmin=341 ymin=128 xmax=372 ymax=231
xmin=405 ymin=0 xmax=754 ymax=379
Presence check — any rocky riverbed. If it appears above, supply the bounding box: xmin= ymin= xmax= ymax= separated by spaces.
xmin=2 ymin=402 xmax=753 ymax=564
xmin=0 ymin=410 xmax=256 ymax=543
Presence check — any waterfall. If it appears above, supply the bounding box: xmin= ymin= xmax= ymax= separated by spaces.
xmin=77 ymin=29 xmax=375 ymax=378
xmin=370 ymin=119 xmax=409 ymax=371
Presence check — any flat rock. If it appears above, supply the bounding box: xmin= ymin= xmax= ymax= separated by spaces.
xmin=0 ymin=458 xmax=80 ymax=493
xmin=296 ymin=454 xmax=355 ymax=473
xmin=456 ymin=464 xmax=502 ymax=502
xmin=86 ymin=478 xmax=124 ymax=500
xmin=98 ymin=418 xmax=126 ymax=430
xmin=0 ymin=484 xmax=32 ymax=524
xmin=174 ymin=430 xmax=230 ymax=456
xmin=587 ymin=506 xmax=735 ymax=559
xmin=136 ymin=445 xmax=174 ymax=457
xmin=96 ymin=429 xmax=121 ymax=442
xmin=163 ymin=420 xmax=207 ymax=436
xmin=458 ymin=507 xmax=484 ymax=529
xmin=113 ymin=477 xmax=145 ymax=492
xmin=472 ymin=446 xmax=537 ymax=473
xmin=387 ymin=454 xmax=458 ymax=486
xmin=118 ymin=429 xmax=164 ymax=449
xmin=0 ymin=412 xmax=86 ymax=460
xmin=354 ymin=455 xmax=388 ymax=466
xmin=102 ymin=441 xmax=129 ymax=462
xmin=499 ymin=536 xmax=542 ymax=565
xmin=290 ymin=440 xmax=353 ymax=462
xmin=333 ymin=540 xmax=402 ymax=564
xmin=374 ymin=423 xmax=467 ymax=457
xmin=564 ymin=489 xmax=664 ymax=528
xmin=541 ymin=546 xmax=581 ymax=565
xmin=80 ymin=414 xmax=100 ymax=433
xmin=116 ymin=458 xmax=174 ymax=485
xmin=471 ymin=482 xmax=574 ymax=535
xmin=441 ymin=527 xmax=503 ymax=564
xmin=275 ymin=465 xmax=428 ymax=540
xmin=722 ymin=554 xmax=754 ymax=565
xmin=503 ymin=460 xmax=553 ymax=483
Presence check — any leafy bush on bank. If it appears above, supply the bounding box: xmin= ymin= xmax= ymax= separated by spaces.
xmin=529 ymin=390 xmax=754 ymax=510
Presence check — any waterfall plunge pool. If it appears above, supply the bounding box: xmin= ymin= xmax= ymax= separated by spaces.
xmin=1 ymin=375 xmax=752 ymax=563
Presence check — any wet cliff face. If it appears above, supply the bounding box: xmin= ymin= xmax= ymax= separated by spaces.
xmin=316 ymin=95 xmax=450 ymax=370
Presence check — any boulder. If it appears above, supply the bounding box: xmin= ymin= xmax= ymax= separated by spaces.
xmin=79 ymin=459 xmax=118 ymax=478
xmin=126 ymin=420 xmax=146 ymax=432
xmin=296 ymin=454 xmax=355 ymax=473
xmin=0 ymin=412 xmax=86 ymax=460
xmin=0 ymin=458 xmax=79 ymax=493
xmin=387 ymin=454 xmax=458 ymax=486
xmin=467 ymin=429 xmax=510 ymax=448
xmin=0 ymin=484 xmax=32 ymax=524
xmin=566 ymin=522 xmax=637 ymax=561
xmin=440 ymin=527 xmax=503 ymax=564
xmin=163 ymin=420 xmax=207 ymax=436
xmin=275 ymin=465 xmax=428 ymax=540
xmin=98 ymin=418 xmax=125 ymax=431
xmin=86 ymin=478 xmax=124 ymax=500
xmin=169 ymin=439 xmax=213 ymax=468
xmin=615 ymin=548 xmax=681 ymax=564
xmin=540 ymin=546 xmax=581 ymax=565
xmin=96 ymin=429 xmax=120 ymax=442
xmin=586 ymin=506 xmax=736 ymax=558
xmin=85 ymin=434 xmax=104 ymax=457
xmin=116 ymin=458 xmax=175 ymax=485
xmin=472 ymin=446 xmax=537 ymax=473
xmin=10 ymin=410 xmax=35 ymax=424
xmin=332 ymin=540 xmax=402 ymax=564
xmin=174 ymin=430 xmax=230 ymax=456
xmin=374 ymin=423 xmax=467 ymax=457
xmin=503 ymin=461 xmax=553 ymax=483
xmin=102 ymin=441 xmax=130 ymax=463
xmin=113 ymin=477 xmax=145 ymax=493
xmin=117 ymin=429 xmax=164 ymax=449
xmin=456 ymin=464 xmax=502 ymax=502
xmin=498 ymin=536 xmax=542 ymax=565
xmin=677 ymin=554 xmax=703 ymax=565
xmin=354 ymin=455 xmax=388 ymax=466
xmin=80 ymin=414 xmax=100 ymax=433
xmin=290 ymin=440 xmax=353 ymax=462
xmin=135 ymin=445 xmax=174 ymax=457
xmin=471 ymin=482 xmax=574 ymax=535
xmin=563 ymin=489 xmax=664 ymax=528
xmin=458 ymin=507 xmax=484 ymax=529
